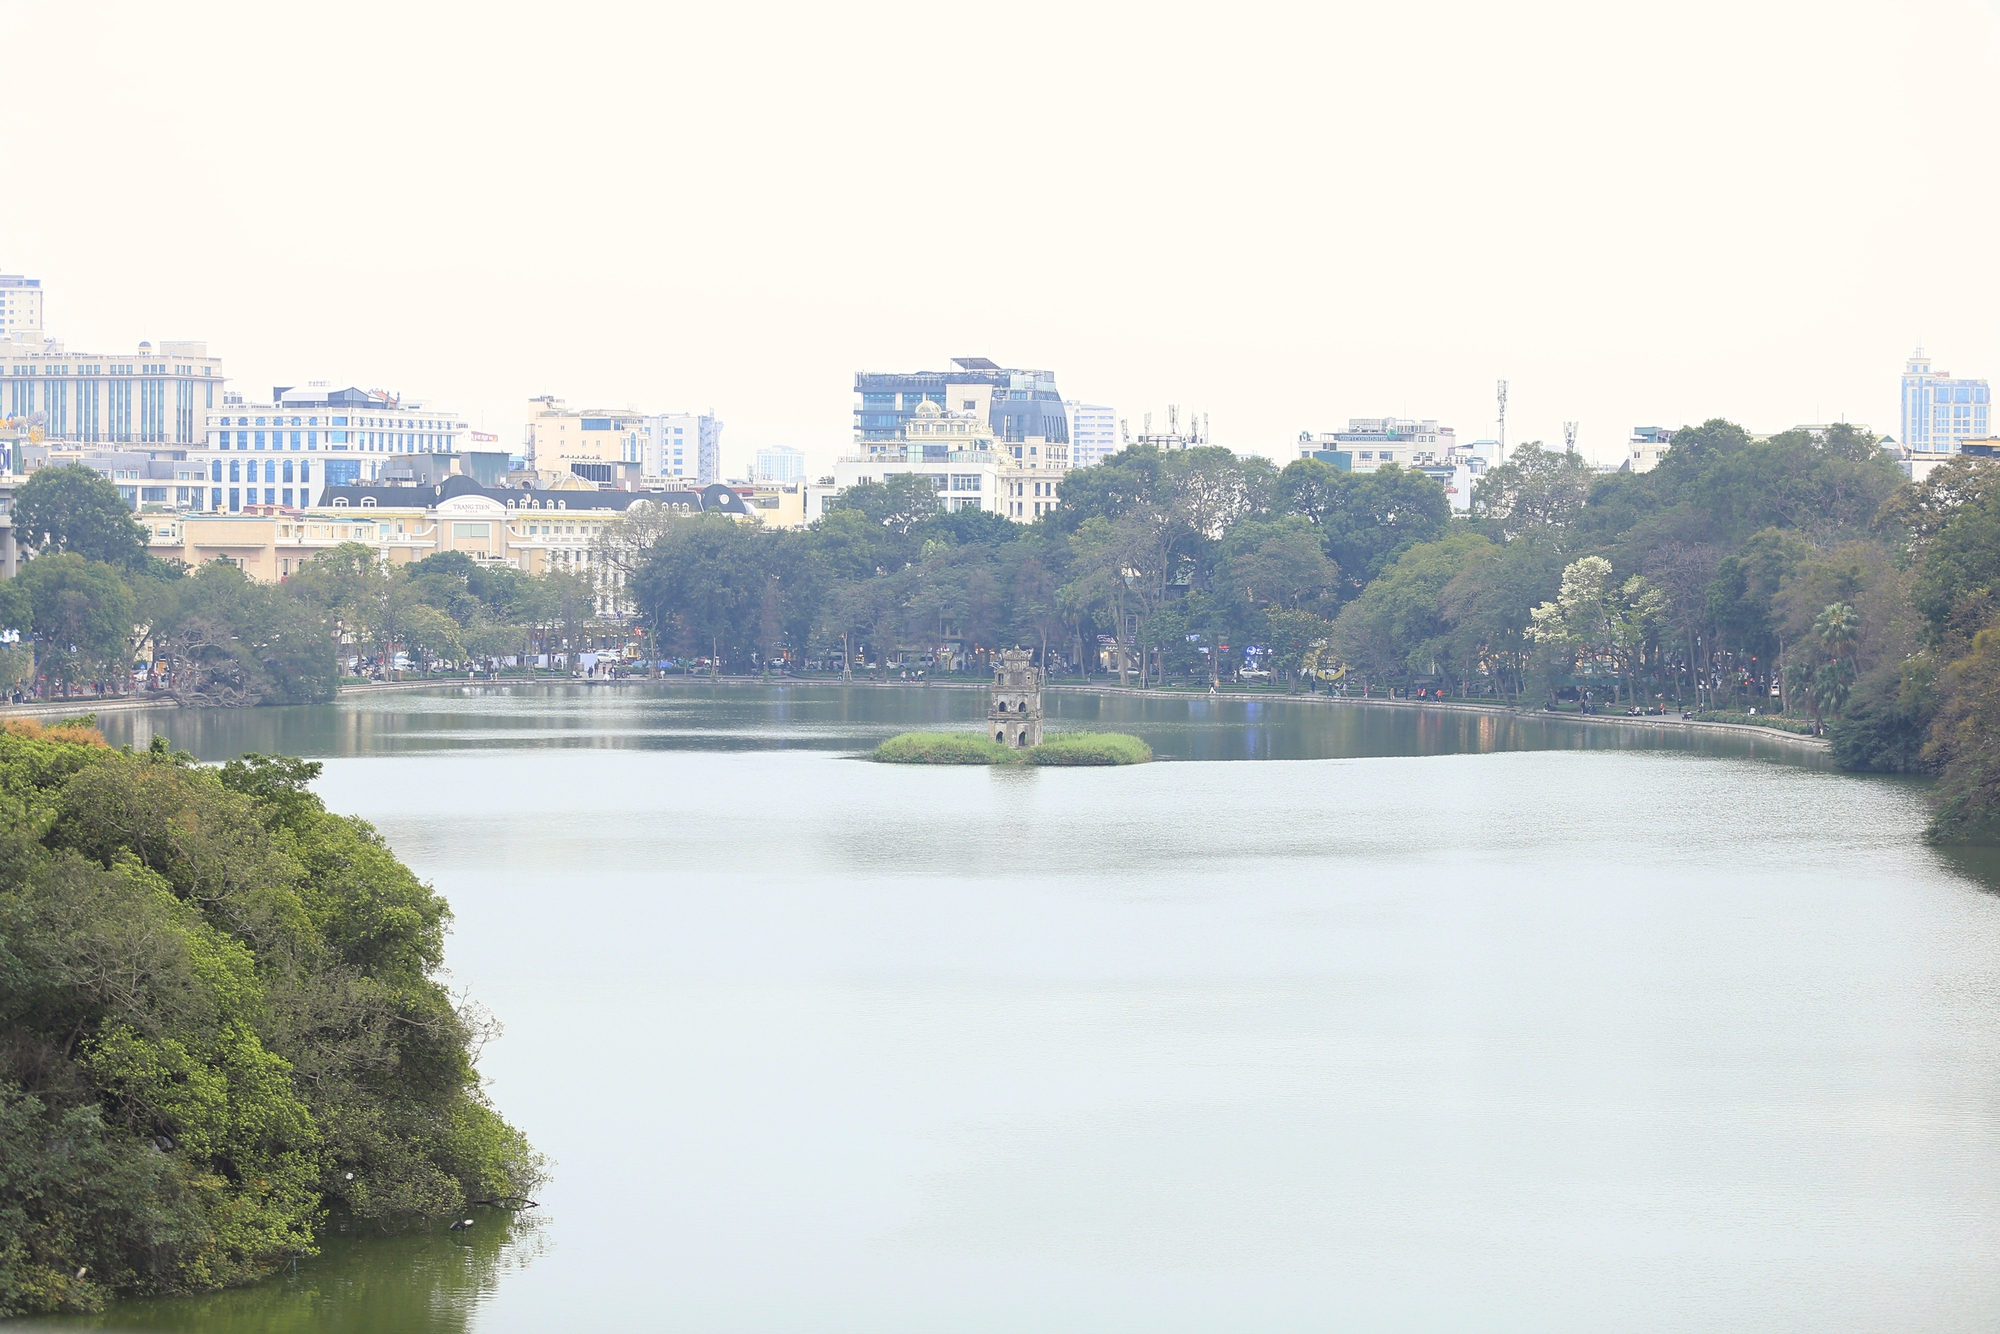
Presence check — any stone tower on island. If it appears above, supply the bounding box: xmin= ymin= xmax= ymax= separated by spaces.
xmin=989 ymin=648 xmax=1043 ymax=749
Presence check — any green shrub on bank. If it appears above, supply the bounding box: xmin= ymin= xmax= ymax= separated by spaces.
xmin=872 ymin=732 xmax=1019 ymax=764
xmin=871 ymin=731 xmax=1151 ymax=765
xmin=1691 ymin=709 xmax=1817 ymax=735
xmin=1023 ymin=732 xmax=1153 ymax=765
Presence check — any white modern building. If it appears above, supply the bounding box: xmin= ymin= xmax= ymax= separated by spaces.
xmin=1296 ymin=418 xmax=1456 ymax=473
xmin=1 ymin=271 xmax=224 ymax=449
xmin=656 ymin=412 xmax=723 ymax=484
xmin=1626 ymin=426 xmax=1673 ymax=473
xmin=1065 ymin=400 xmax=1119 ymax=466
xmin=1 ymin=273 xmax=44 ymax=338
xmin=5 ymin=336 xmax=225 ymax=447
xmin=192 ymin=384 xmax=469 ymax=509
xmin=754 ymin=445 xmax=806 ymax=484
xmin=1901 ymin=349 xmax=1989 ymax=455
xmin=832 ymin=402 xmax=1003 ymax=515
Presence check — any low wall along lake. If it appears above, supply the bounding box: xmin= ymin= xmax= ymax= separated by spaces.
xmin=37 ymin=682 xmax=2000 ymax=1332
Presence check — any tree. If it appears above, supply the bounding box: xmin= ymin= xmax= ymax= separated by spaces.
xmin=1332 ymin=534 xmax=1493 ymax=689
xmin=1526 ymin=556 xmax=1665 ymax=704
xmin=1926 ymin=626 xmax=2000 ymax=843
xmin=13 ymin=465 xmax=149 ymax=570
xmin=0 ymin=731 xmax=542 ymax=1315
xmin=18 ymin=553 xmax=136 ymax=691
xmin=1472 ymin=442 xmax=1592 ymax=542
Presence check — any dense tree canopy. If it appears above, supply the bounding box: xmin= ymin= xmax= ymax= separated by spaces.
xmin=13 ymin=465 xmax=150 ymax=571
xmin=0 ymin=728 xmax=541 ymax=1316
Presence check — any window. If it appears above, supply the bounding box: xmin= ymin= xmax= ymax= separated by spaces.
xmin=333 ymin=498 xmax=350 ymax=507
xmin=360 ymin=497 xmax=377 ymax=508
xmin=453 ymin=522 xmax=491 ymax=538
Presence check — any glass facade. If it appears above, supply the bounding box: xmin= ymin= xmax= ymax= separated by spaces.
xmin=1901 ymin=350 xmax=1990 ymax=453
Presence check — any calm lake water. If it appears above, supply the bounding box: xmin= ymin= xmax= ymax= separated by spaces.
xmin=34 ymin=683 xmax=2000 ymax=1331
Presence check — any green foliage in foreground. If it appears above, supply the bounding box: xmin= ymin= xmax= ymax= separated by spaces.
xmin=1021 ymin=733 xmax=1154 ymax=765
xmin=0 ymin=730 xmax=543 ymax=1317
xmin=872 ymin=731 xmax=1150 ymax=766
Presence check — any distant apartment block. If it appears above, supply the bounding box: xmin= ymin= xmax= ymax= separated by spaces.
xmin=524 ymin=397 xmax=722 ymax=485
xmin=1065 ymin=400 xmax=1119 ymax=466
xmin=1901 ymin=349 xmax=1988 ymax=454
xmin=1297 ymin=418 xmax=1456 ymax=473
xmin=755 ymin=445 xmax=806 ymax=484
xmin=1626 ymin=426 xmax=1673 ymax=473
xmin=0 ymin=273 xmax=44 ymax=338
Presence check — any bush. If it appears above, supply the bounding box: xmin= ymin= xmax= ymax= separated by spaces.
xmin=1024 ymin=732 xmax=1153 ymax=765
xmin=871 ymin=732 xmax=1019 ymax=764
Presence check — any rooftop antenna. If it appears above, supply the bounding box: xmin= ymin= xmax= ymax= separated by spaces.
xmin=1496 ymin=381 xmax=1509 ymax=464
xmin=1562 ymin=421 xmax=1578 ymax=455
xmin=1168 ymin=404 xmax=1179 ymax=436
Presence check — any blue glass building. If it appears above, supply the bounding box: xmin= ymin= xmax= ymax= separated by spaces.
xmin=1901 ymin=349 xmax=1989 ymax=453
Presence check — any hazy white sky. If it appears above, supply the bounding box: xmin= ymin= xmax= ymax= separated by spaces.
xmin=7 ymin=0 xmax=1998 ymax=474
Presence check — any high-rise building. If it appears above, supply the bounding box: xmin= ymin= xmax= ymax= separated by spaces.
xmin=4 ymin=337 xmax=224 ymax=447
xmin=854 ymin=357 xmax=1069 ymax=454
xmin=2 ymin=277 xmax=223 ymax=448
xmin=755 ymin=445 xmax=806 ymax=484
xmin=657 ymin=413 xmax=724 ymax=485
xmin=1064 ymin=401 xmax=1119 ymax=466
xmin=0 ymin=273 xmax=44 ymax=338
xmin=1901 ymin=349 xmax=1989 ymax=454
xmin=198 ymin=384 xmax=468 ymax=504
xmin=851 ymin=357 xmax=1070 ymax=521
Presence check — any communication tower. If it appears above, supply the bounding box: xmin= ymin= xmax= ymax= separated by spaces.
xmin=1496 ymin=381 xmax=1509 ymax=464
xmin=1563 ymin=421 xmax=1578 ymax=454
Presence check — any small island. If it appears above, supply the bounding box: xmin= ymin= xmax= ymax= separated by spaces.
xmin=874 ymin=649 xmax=1151 ymax=765
xmin=873 ymin=730 xmax=1152 ymax=766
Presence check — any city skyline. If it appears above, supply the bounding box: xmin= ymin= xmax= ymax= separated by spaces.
xmin=5 ymin=2 xmax=1995 ymax=477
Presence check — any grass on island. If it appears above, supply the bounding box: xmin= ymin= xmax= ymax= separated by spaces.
xmin=1021 ymin=732 xmax=1154 ymax=765
xmin=871 ymin=732 xmax=1021 ymax=764
xmin=871 ymin=730 xmax=1151 ymax=766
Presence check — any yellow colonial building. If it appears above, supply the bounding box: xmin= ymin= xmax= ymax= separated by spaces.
xmin=147 ymin=476 xmax=754 ymax=580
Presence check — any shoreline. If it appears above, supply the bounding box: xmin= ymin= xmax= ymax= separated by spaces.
xmin=5 ymin=674 xmax=1828 ymax=754
xmin=7 ymin=680 xmax=1832 ymax=752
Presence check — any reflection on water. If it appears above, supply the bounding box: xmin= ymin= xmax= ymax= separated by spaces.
xmin=94 ymin=681 xmax=1835 ymax=767
xmin=25 ymin=1216 xmax=548 ymax=1333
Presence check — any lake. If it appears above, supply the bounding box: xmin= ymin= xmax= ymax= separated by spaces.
xmin=35 ymin=683 xmax=2000 ymax=1331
